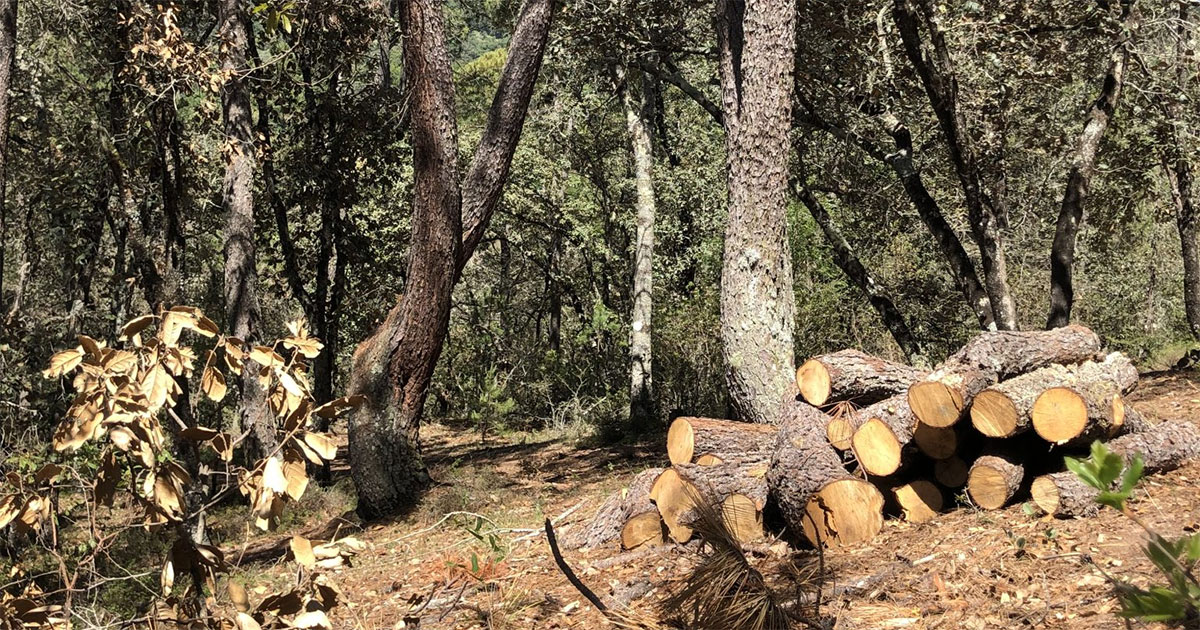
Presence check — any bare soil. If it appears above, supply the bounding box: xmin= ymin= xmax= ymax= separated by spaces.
xmin=232 ymin=371 xmax=1200 ymax=629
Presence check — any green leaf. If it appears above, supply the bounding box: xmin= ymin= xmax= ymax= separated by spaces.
xmin=1118 ymin=586 xmax=1189 ymax=621
xmin=1120 ymin=455 xmax=1145 ymax=495
xmin=1065 ymin=456 xmax=1102 ymax=490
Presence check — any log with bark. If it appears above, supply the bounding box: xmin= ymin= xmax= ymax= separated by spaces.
xmin=892 ymin=480 xmax=943 ymax=523
xmin=913 ymin=423 xmax=958 ymax=460
xmin=567 ymin=468 xmax=665 ymax=550
xmin=673 ymin=460 xmax=770 ymax=544
xmin=768 ymin=393 xmax=883 ymax=546
xmin=824 ymin=401 xmax=866 ymax=451
xmin=666 ymin=416 xmax=777 ymax=466
xmin=967 ymin=453 xmax=1024 ymax=510
xmin=850 ymin=394 xmax=916 ymax=476
xmin=1032 ymin=419 xmax=1200 ymax=518
xmin=908 ymin=325 xmax=1102 ymax=428
xmin=795 ymin=349 xmax=925 ymax=406
xmin=1031 ymin=354 xmax=1141 ymax=446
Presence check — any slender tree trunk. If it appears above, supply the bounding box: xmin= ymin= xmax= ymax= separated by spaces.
xmin=893 ymin=0 xmax=1018 ymax=330
xmin=715 ymin=0 xmax=797 ymax=424
xmin=218 ymin=0 xmax=275 ymax=454
xmin=1046 ymin=0 xmax=1137 ymax=328
xmin=795 ymin=186 xmax=926 ymax=364
xmin=0 ymin=0 xmax=15 ymax=306
xmin=619 ymin=67 xmax=656 ymax=431
xmin=1161 ymin=1 xmax=1198 ymax=339
xmin=346 ymin=0 xmax=553 ymax=517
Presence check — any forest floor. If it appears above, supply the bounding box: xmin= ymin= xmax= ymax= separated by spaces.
xmin=224 ymin=371 xmax=1200 ymax=630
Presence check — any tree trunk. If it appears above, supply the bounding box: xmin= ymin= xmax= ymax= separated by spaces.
xmin=1046 ymin=0 xmax=1138 ymax=328
xmin=715 ymin=0 xmax=799 ymax=424
xmin=1161 ymin=1 xmax=1199 ymax=340
xmin=0 ymin=0 xmax=15 ymax=306
xmin=218 ymin=0 xmax=275 ymax=455
xmin=892 ymin=0 xmax=1018 ymax=330
xmin=795 ymin=188 xmax=926 ymax=362
xmin=619 ymin=67 xmax=657 ymax=432
xmin=346 ymin=0 xmax=554 ymax=518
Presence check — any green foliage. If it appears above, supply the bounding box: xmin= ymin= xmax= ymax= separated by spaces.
xmin=1069 ymin=442 xmax=1200 ymax=624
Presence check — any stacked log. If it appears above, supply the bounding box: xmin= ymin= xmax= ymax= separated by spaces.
xmin=908 ymin=325 xmax=1102 ymax=428
xmin=1032 ymin=420 xmax=1200 ymax=517
xmin=570 ymin=324 xmax=1200 ymax=553
xmin=796 ymin=350 xmax=925 ymax=406
xmin=769 ymin=395 xmax=884 ymax=546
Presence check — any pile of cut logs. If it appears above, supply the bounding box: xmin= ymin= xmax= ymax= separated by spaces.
xmin=566 ymin=325 xmax=1200 ymax=551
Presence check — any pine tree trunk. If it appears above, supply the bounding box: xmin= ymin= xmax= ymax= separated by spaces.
xmin=1046 ymin=0 xmax=1138 ymax=328
xmin=1162 ymin=2 xmax=1199 ymax=340
xmin=218 ymin=0 xmax=275 ymax=456
xmin=620 ymin=68 xmax=657 ymax=432
xmin=715 ymin=0 xmax=798 ymax=424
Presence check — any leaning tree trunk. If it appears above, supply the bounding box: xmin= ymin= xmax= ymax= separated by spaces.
xmin=0 ymin=0 xmax=14 ymax=304
xmin=1046 ymin=0 xmax=1138 ymax=329
xmin=619 ymin=67 xmax=657 ymax=432
xmin=346 ymin=0 xmax=554 ymax=518
xmin=893 ymin=0 xmax=1018 ymax=331
xmin=795 ymin=188 xmax=926 ymax=363
xmin=218 ymin=0 xmax=275 ymax=456
xmin=715 ymin=0 xmax=798 ymax=424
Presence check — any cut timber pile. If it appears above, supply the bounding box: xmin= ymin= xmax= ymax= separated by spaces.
xmin=571 ymin=324 xmax=1200 ymax=554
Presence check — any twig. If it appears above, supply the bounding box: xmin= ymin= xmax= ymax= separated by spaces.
xmin=515 ymin=499 xmax=587 ymax=542
xmin=545 ymin=518 xmax=608 ymax=614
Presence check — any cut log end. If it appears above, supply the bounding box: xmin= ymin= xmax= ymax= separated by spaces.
xmin=1030 ymin=476 xmax=1061 ymax=516
xmin=620 ymin=513 xmax=666 ymax=550
xmin=971 ymin=390 xmax=1020 ymax=438
xmin=1031 ymin=387 xmax=1091 ymax=444
xmin=651 ymin=469 xmax=695 ymax=543
xmin=666 ymin=419 xmax=697 ymax=466
xmin=852 ymin=417 xmax=904 ymax=476
xmin=721 ymin=494 xmax=764 ymax=544
xmin=908 ymin=381 xmax=963 ymax=428
xmin=913 ymin=423 xmax=957 ymax=459
xmin=800 ymin=478 xmax=884 ymax=547
xmin=796 ymin=359 xmax=832 ymax=406
xmin=934 ymin=456 xmax=970 ymax=488
xmin=825 ymin=416 xmax=856 ymax=451
xmin=893 ymin=480 xmax=943 ymax=523
xmin=967 ymin=455 xmax=1024 ymax=510
xmin=695 ymin=454 xmax=724 ymax=466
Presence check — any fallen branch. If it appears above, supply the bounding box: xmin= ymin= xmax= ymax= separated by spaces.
xmin=225 ymin=510 xmax=362 ymax=565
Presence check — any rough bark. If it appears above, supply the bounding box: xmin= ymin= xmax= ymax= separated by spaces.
xmin=346 ymin=0 xmax=554 ymax=518
xmin=967 ymin=453 xmax=1024 ymax=510
xmin=1046 ymin=0 xmax=1138 ymax=329
xmin=715 ymin=0 xmax=798 ymax=424
xmin=0 ymin=0 xmax=15 ymax=304
xmin=893 ymin=0 xmax=1018 ymax=330
xmin=768 ymin=391 xmax=884 ymax=546
xmin=795 ymin=348 xmax=926 ymax=407
xmin=672 ymin=460 xmax=771 ymax=542
xmin=218 ymin=0 xmax=275 ymax=455
xmin=908 ymin=325 xmax=1101 ymax=428
xmin=850 ymin=394 xmax=916 ymax=476
xmin=794 ymin=189 xmax=926 ymax=362
xmin=666 ymin=416 xmax=778 ymax=466
xmin=619 ymin=68 xmax=657 ymax=431
xmin=1033 ymin=419 xmax=1200 ymax=518
xmin=566 ymin=468 xmax=663 ymax=550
